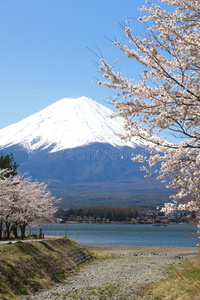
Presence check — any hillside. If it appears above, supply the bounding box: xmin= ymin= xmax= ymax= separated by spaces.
xmin=0 ymin=238 xmax=93 ymax=299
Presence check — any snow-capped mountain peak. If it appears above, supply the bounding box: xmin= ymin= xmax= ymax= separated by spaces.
xmin=0 ymin=96 xmax=145 ymax=153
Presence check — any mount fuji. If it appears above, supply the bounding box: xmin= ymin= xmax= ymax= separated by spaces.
xmin=0 ymin=97 xmax=171 ymax=207
xmin=0 ymin=96 xmax=146 ymax=152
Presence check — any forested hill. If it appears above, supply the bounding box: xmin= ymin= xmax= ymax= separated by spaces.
xmin=56 ymin=206 xmax=140 ymax=222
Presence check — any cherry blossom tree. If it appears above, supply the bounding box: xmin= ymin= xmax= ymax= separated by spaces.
xmin=14 ymin=177 xmax=59 ymax=238
xmin=0 ymin=171 xmax=59 ymax=239
xmin=0 ymin=169 xmax=14 ymax=239
xmin=98 ymin=0 xmax=200 ymax=242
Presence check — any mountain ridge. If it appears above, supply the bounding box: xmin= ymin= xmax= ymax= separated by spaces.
xmin=0 ymin=96 xmax=146 ymax=153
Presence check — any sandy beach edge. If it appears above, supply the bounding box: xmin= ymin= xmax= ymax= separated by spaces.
xmin=87 ymin=244 xmax=199 ymax=254
xmin=44 ymin=236 xmax=199 ymax=256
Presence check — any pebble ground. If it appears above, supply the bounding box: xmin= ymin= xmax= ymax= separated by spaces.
xmin=21 ymin=245 xmax=198 ymax=300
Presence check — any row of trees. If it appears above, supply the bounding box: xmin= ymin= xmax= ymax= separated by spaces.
xmin=57 ymin=206 xmax=139 ymax=222
xmin=98 ymin=0 xmax=200 ymax=242
xmin=0 ymin=153 xmax=59 ymax=239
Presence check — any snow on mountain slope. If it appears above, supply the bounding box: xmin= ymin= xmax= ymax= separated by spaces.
xmin=0 ymin=96 xmax=146 ymax=153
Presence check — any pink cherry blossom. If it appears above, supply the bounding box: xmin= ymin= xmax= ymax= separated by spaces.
xmin=0 ymin=170 xmax=60 ymax=239
xmin=98 ymin=0 xmax=200 ymax=243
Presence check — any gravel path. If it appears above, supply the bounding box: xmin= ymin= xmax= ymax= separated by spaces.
xmin=21 ymin=245 xmax=198 ymax=300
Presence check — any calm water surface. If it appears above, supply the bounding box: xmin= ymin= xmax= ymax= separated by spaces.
xmin=27 ymin=223 xmax=198 ymax=247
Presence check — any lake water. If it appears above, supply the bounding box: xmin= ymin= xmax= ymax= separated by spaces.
xmin=27 ymin=223 xmax=198 ymax=247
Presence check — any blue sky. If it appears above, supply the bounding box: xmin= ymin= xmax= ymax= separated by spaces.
xmin=0 ymin=0 xmax=147 ymax=129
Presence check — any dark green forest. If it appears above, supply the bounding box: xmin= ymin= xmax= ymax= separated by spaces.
xmin=56 ymin=206 xmax=140 ymax=222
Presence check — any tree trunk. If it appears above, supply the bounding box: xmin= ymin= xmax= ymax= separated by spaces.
xmin=12 ymin=224 xmax=18 ymax=238
xmin=0 ymin=219 xmax=3 ymax=239
xmin=6 ymin=222 xmax=10 ymax=239
xmin=20 ymin=223 xmax=26 ymax=240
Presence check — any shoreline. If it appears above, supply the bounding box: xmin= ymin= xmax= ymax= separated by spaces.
xmin=22 ymin=243 xmax=199 ymax=300
xmin=87 ymin=244 xmax=199 ymax=254
xmin=44 ymin=236 xmax=199 ymax=252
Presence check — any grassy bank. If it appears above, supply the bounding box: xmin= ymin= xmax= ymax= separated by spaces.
xmin=0 ymin=238 xmax=93 ymax=300
xmin=143 ymin=254 xmax=200 ymax=300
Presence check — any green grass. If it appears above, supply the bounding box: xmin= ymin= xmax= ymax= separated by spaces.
xmin=86 ymin=284 xmax=120 ymax=299
xmin=143 ymin=256 xmax=200 ymax=300
xmin=61 ymin=284 xmax=120 ymax=300
xmin=0 ymin=238 xmax=93 ymax=299
xmin=0 ymin=293 xmax=15 ymax=300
